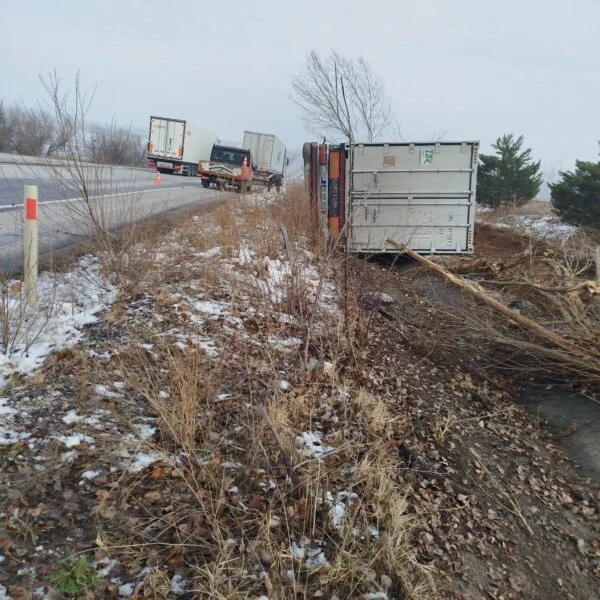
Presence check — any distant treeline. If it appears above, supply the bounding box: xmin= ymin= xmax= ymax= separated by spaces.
xmin=0 ymin=99 xmax=145 ymax=166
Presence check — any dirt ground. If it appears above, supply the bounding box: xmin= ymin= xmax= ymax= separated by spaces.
xmin=348 ymin=219 xmax=600 ymax=598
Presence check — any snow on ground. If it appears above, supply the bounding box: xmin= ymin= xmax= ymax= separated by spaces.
xmin=0 ymin=255 xmax=118 ymax=389
xmin=511 ymin=215 xmax=577 ymax=237
xmin=296 ymin=431 xmax=335 ymax=459
xmin=0 ymin=255 xmax=118 ymax=447
xmin=475 ymin=202 xmax=578 ymax=238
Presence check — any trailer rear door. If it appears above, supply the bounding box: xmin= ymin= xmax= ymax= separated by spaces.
xmin=347 ymin=142 xmax=477 ymax=254
xmin=149 ymin=117 xmax=186 ymax=160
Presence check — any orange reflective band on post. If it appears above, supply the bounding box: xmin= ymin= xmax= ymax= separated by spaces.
xmin=26 ymin=198 xmax=37 ymax=220
xmin=329 ymin=151 xmax=340 ymax=178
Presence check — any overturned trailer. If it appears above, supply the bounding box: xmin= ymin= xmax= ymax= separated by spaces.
xmin=303 ymin=141 xmax=479 ymax=254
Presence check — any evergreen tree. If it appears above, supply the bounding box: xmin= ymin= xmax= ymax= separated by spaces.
xmin=550 ymin=160 xmax=600 ymax=231
xmin=477 ymin=134 xmax=543 ymax=208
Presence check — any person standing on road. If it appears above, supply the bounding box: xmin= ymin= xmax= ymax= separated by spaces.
xmin=268 ymin=173 xmax=282 ymax=192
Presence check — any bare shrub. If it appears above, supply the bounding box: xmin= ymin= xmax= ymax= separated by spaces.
xmin=4 ymin=102 xmax=70 ymax=157
xmin=35 ymin=72 xmax=147 ymax=281
xmin=87 ymin=122 xmax=145 ymax=166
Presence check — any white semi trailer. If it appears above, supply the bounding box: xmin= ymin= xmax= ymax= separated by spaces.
xmin=242 ymin=131 xmax=287 ymax=186
xmin=147 ymin=116 xmax=218 ymax=177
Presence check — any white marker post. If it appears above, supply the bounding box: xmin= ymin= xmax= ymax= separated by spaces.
xmin=23 ymin=185 xmax=38 ymax=309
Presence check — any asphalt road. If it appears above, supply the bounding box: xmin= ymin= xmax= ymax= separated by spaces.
xmin=0 ymin=158 xmax=204 ymax=207
xmin=0 ymin=156 xmax=227 ymax=273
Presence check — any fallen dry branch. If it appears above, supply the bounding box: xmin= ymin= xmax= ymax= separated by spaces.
xmin=385 ymin=237 xmax=600 ymax=385
xmin=483 ymin=279 xmax=600 ymax=294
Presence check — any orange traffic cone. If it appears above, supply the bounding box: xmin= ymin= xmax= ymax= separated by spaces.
xmin=155 ymin=171 xmax=161 ymax=185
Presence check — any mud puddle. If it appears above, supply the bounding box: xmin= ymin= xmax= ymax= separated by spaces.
xmin=518 ymin=382 xmax=600 ymax=484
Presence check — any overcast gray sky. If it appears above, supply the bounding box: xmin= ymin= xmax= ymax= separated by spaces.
xmin=3 ymin=0 xmax=599 ymax=189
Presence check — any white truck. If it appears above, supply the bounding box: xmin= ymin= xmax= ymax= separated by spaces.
xmin=147 ymin=116 xmax=218 ymax=177
xmin=242 ymin=131 xmax=287 ymax=186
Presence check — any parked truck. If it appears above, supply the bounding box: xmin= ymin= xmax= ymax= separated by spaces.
xmin=147 ymin=116 xmax=218 ymax=177
xmin=243 ymin=131 xmax=288 ymax=187
xmin=303 ymin=141 xmax=478 ymax=254
xmin=198 ymin=144 xmax=254 ymax=192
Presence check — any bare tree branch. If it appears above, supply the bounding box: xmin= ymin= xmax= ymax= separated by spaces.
xmin=292 ymin=50 xmax=394 ymax=143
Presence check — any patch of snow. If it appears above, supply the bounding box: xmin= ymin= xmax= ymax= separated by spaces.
xmin=290 ymin=542 xmax=329 ymax=567
xmin=62 ymin=410 xmax=83 ymax=425
xmin=56 ymin=433 xmax=95 ymax=448
xmin=296 ymin=432 xmax=334 ymax=459
xmin=268 ymin=336 xmax=303 ymax=351
xmin=97 ymin=558 xmax=119 ymax=577
xmin=61 ymin=409 xmax=108 ymax=428
xmin=94 ymin=384 xmax=123 ymax=399
xmin=519 ymin=215 xmax=577 ymax=237
xmin=0 ymin=255 xmax=118 ymax=391
xmin=193 ymin=338 xmax=218 ymax=357
xmin=126 ymin=452 xmax=163 ymax=473
xmin=238 ymin=244 xmax=254 ymax=265
xmin=60 ymin=450 xmax=79 ymax=463
xmin=278 ymin=313 xmax=296 ymax=324
xmin=0 ymin=584 xmax=9 ymax=600
xmin=221 ymin=461 xmax=243 ymax=469
xmin=197 ymin=247 xmax=221 ymax=258
xmin=193 ymin=300 xmax=231 ymax=318
xmin=329 ymin=500 xmax=346 ymax=529
xmin=278 ymin=379 xmax=290 ymax=391
xmin=326 ymin=491 xmax=360 ymax=529
xmin=170 ymin=574 xmax=187 ymax=595
xmin=0 ymin=398 xmax=15 ymax=416
xmin=118 ymin=582 xmax=135 ymax=597
xmin=133 ymin=423 xmax=156 ymax=439
xmin=81 ymin=469 xmax=102 ymax=480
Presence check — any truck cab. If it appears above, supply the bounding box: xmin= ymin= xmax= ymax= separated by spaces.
xmin=199 ymin=144 xmax=253 ymax=192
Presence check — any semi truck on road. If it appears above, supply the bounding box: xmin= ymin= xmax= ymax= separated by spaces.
xmin=243 ymin=131 xmax=287 ymax=187
xmin=147 ymin=116 xmax=218 ymax=177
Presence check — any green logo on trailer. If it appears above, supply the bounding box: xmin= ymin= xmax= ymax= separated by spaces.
xmin=420 ymin=149 xmax=433 ymax=165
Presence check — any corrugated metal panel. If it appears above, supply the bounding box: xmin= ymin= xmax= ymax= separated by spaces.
xmin=347 ymin=142 xmax=477 ymax=254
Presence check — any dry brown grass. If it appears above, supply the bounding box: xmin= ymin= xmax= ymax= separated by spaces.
xmin=90 ymin=183 xmax=435 ymax=598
